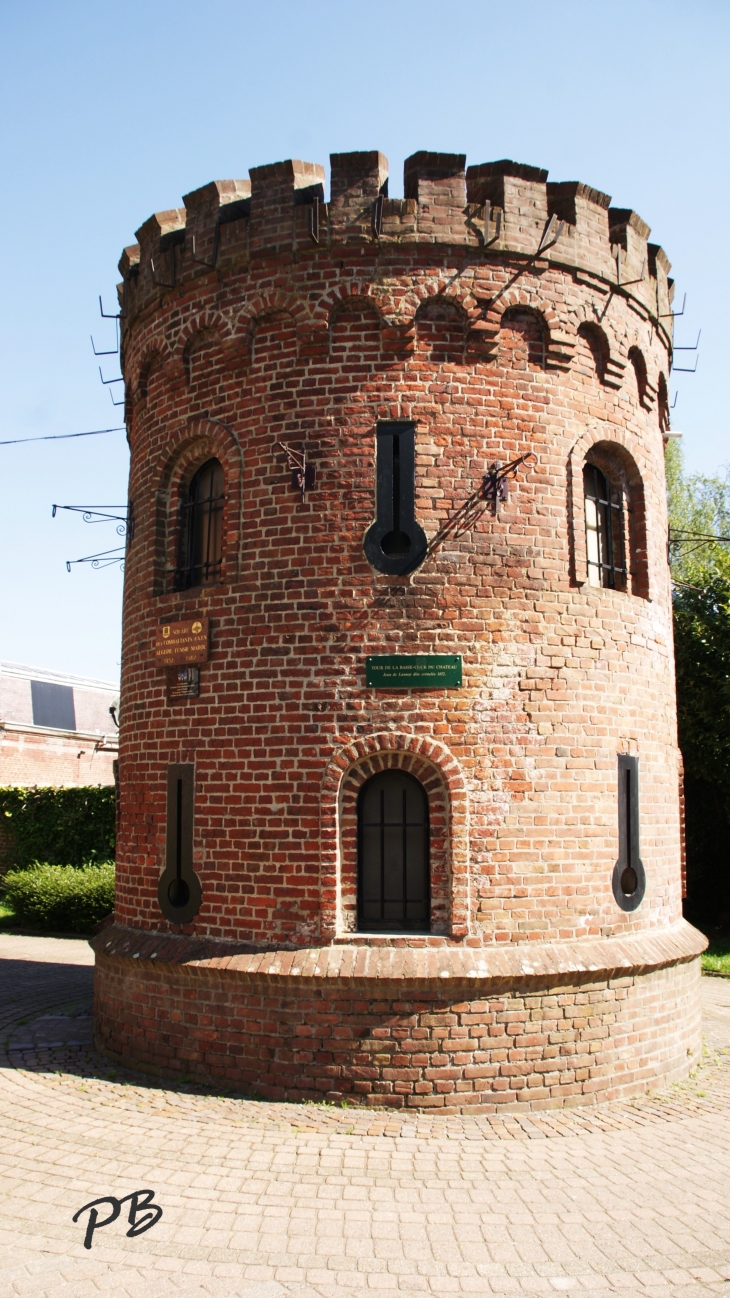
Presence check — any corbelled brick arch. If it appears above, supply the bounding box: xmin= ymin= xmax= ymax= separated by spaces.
xmin=414 ymin=296 xmax=470 ymax=366
xmin=568 ymin=302 xmax=626 ymax=389
xmin=469 ymin=287 xmax=564 ymax=367
xmin=317 ymin=277 xmax=482 ymax=338
xmin=167 ymin=307 xmax=236 ymax=357
xmin=133 ymin=347 xmax=165 ymax=407
xmin=237 ymin=288 xmax=318 ymax=355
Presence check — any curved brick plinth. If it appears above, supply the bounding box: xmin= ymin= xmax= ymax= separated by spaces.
xmin=92 ymin=921 xmax=706 ymax=1111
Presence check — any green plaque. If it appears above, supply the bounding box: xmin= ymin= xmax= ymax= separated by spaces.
xmin=366 ymin=655 xmax=462 ymax=689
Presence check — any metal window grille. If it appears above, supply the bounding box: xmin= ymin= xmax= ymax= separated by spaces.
xmin=357 ymin=770 xmax=430 ymax=933
xmin=583 ymin=462 xmax=626 ymax=590
xmin=175 ymin=458 xmax=224 ymax=590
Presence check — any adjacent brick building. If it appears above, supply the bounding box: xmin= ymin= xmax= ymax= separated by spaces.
xmin=93 ymin=151 xmax=706 ymax=1111
xmin=0 ymin=661 xmax=118 ymax=787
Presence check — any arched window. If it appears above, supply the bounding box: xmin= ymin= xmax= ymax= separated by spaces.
xmin=357 ymin=770 xmax=430 ymax=932
xmin=176 ymin=458 xmax=224 ymax=589
xmin=499 ymin=307 xmax=547 ymax=369
xmin=583 ymin=462 xmax=626 ymax=590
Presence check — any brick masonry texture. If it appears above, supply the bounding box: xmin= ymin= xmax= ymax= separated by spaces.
xmin=92 ymin=923 xmax=703 ymax=1110
xmin=0 ymin=728 xmax=115 ymax=787
xmin=106 ymin=149 xmax=705 ymax=1108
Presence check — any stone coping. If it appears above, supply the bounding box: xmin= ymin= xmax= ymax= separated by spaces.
xmin=91 ymin=919 xmax=707 ymax=985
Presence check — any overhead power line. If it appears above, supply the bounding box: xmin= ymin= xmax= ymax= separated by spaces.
xmin=0 ymin=426 xmax=125 ymax=447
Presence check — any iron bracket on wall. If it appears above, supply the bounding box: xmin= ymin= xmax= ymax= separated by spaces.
xmin=52 ymin=503 xmax=133 ymax=537
xmin=536 ymin=213 xmax=565 ymax=257
xmin=150 ymin=249 xmax=176 ymax=289
xmin=667 ymin=528 xmax=730 ymax=563
xmin=425 ymin=452 xmax=537 ymax=562
xmin=659 ymin=292 xmax=686 ymax=320
xmin=190 ymin=227 xmax=221 ymax=270
xmin=276 ymin=441 xmax=315 ymax=500
xmin=482 ymin=200 xmax=502 ymax=246
xmin=64 ymin=546 xmax=126 ymax=573
xmin=489 ymin=216 xmax=566 ymax=307
xmin=308 ymin=197 xmax=320 ymax=245
xmin=99 ymin=294 xmax=124 ymax=321
xmin=91 ymin=316 xmax=119 ymax=356
xmin=372 ymin=194 xmax=384 ymax=238
xmin=53 ymin=501 xmax=133 ymax=572
xmin=616 ymin=248 xmax=647 ymax=287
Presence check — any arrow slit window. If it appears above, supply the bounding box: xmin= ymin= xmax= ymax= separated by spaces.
xmin=176 ymin=458 xmax=224 ymax=590
xmin=364 ymin=423 xmax=427 ymax=575
xmin=612 ymin=754 xmax=646 ymax=910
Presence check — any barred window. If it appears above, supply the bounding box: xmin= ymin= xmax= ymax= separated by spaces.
xmin=176 ymin=458 xmax=224 ymax=589
xmin=583 ymin=462 xmax=626 ymax=590
xmin=358 ymin=770 xmax=430 ymax=933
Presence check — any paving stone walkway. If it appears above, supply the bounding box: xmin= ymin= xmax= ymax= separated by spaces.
xmin=0 ymin=933 xmax=728 ymax=1297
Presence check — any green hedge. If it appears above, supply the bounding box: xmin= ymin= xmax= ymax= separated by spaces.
xmin=0 ymin=786 xmax=115 ymax=871
xmin=3 ymin=862 xmax=115 ymax=933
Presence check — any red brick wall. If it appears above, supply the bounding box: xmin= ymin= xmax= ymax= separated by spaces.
xmin=93 ymin=942 xmax=702 ymax=1111
xmin=115 ymin=153 xmax=680 ymax=950
xmin=0 ymin=727 xmax=116 ymax=787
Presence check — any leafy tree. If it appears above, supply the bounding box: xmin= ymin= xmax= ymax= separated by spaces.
xmin=666 ymin=441 xmax=730 ymax=924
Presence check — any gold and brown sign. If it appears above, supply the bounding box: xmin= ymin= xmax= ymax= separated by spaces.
xmin=154 ymin=617 xmax=209 ymax=667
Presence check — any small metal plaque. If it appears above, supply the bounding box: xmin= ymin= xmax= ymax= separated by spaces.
xmin=154 ymin=617 xmax=209 ymax=666
xmin=366 ymin=654 xmax=462 ymax=689
xmin=167 ymin=665 xmax=200 ymax=700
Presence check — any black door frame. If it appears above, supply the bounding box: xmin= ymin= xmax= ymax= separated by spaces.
xmin=356 ymin=769 xmax=431 ymax=933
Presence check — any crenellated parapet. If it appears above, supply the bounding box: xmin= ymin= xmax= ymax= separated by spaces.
xmin=116 ymin=151 xmax=674 ymax=346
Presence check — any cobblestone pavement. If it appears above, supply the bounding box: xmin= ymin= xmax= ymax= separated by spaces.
xmin=0 ymin=934 xmax=728 ymax=1298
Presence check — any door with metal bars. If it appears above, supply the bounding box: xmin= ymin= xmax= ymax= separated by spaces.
xmin=357 ymin=770 xmax=430 ymax=932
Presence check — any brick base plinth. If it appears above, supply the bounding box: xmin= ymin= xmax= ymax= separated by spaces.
xmin=92 ymin=922 xmax=705 ymax=1112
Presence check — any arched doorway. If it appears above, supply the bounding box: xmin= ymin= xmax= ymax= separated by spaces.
xmin=357 ymin=770 xmax=430 ymax=932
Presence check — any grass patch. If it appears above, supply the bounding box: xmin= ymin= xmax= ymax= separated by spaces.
xmin=2 ymin=862 xmax=114 ymax=934
xmin=701 ymin=931 xmax=730 ymax=975
xmin=0 ymin=898 xmax=16 ymax=928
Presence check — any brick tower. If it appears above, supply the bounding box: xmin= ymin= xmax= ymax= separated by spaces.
xmin=93 ymin=151 xmax=706 ymax=1111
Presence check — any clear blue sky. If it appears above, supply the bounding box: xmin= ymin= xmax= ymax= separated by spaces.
xmin=1 ymin=0 xmax=727 ymax=680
